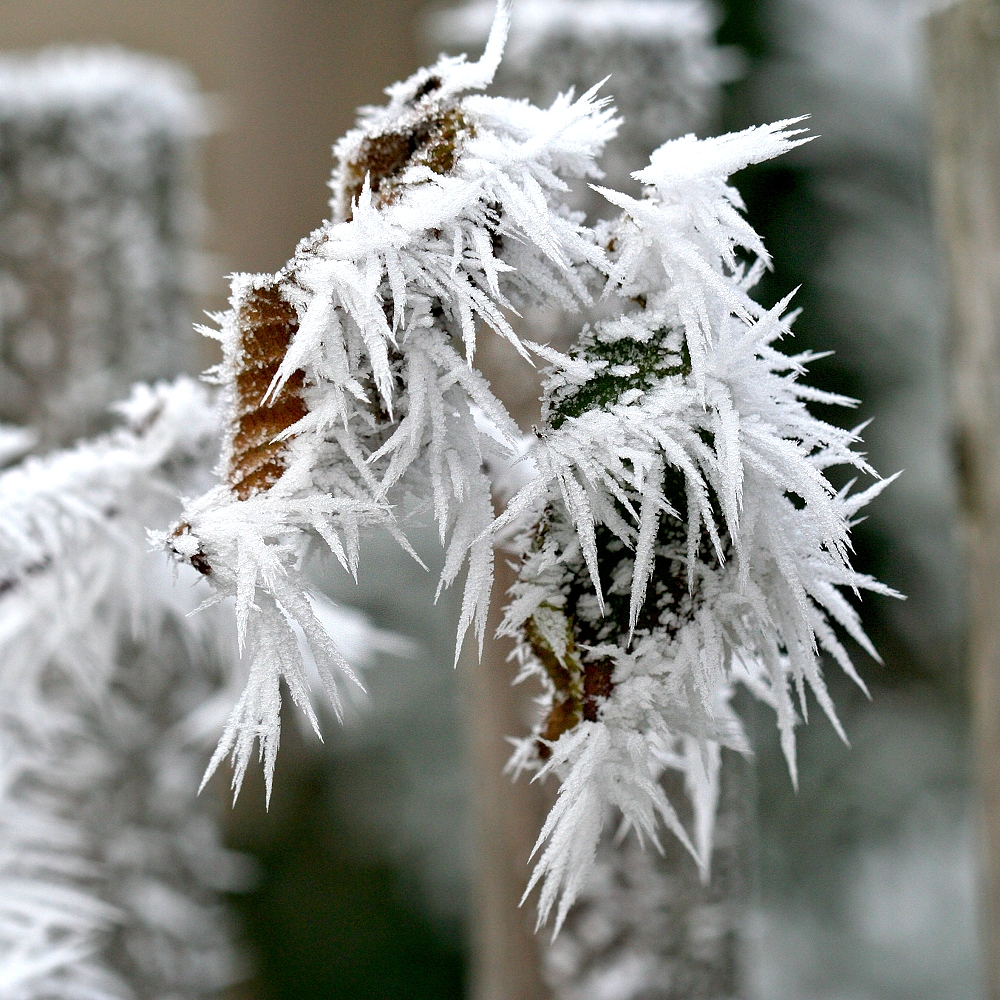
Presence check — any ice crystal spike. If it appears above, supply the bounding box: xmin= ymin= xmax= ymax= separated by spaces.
xmin=330 ymin=0 xmax=511 ymax=223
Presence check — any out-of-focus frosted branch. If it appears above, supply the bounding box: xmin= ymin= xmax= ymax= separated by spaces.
xmin=0 ymin=380 xmax=249 ymax=999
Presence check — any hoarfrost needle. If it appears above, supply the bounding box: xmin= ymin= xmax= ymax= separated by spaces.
xmin=168 ymin=0 xmax=618 ymax=801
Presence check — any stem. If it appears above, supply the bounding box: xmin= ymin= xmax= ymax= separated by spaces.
xmin=927 ymin=3 xmax=1000 ymax=994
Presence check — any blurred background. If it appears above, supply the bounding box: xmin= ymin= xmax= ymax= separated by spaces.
xmin=0 ymin=0 xmax=980 ymax=997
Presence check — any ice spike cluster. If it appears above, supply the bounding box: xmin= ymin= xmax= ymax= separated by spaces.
xmin=169 ymin=0 xmax=620 ymax=801
xmin=167 ymin=0 xmax=895 ymax=931
xmin=429 ymin=0 xmax=742 ymax=208
xmin=498 ymin=121 xmax=900 ymax=930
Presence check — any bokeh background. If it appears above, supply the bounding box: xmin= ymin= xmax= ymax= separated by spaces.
xmin=0 ymin=1 xmax=977 ymax=997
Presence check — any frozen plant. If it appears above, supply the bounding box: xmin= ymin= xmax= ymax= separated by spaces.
xmin=169 ymin=0 xmax=618 ymax=803
xmin=166 ymin=0 xmax=896 ymax=931
xmin=498 ymin=120 xmax=899 ymax=929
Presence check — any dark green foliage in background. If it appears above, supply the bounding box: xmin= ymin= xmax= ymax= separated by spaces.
xmin=225 ymin=727 xmax=465 ymax=1000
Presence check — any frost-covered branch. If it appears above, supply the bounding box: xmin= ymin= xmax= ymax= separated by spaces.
xmin=168 ymin=0 xmax=620 ymax=799
xmin=0 ymin=50 xmax=251 ymax=997
xmin=500 ymin=120 xmax=900 ymax=930
xmin=163 ymin=0 xmax=896 ymax=935
xmin=0 ymin=380 xmax=217 ymax=691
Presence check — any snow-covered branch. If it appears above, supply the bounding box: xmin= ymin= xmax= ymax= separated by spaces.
xmin=162 ymin=0 xmax=897 ymax=934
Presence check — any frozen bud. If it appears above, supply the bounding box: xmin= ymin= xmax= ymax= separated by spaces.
xmin=333 ymin=73 xmax=475 ymax=222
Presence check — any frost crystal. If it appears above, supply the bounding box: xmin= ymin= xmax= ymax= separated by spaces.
xmin=166 ymin=0 xmax=895 ymax=935
xmin=541 ymin=753 xmax=752 ymax=998
xmin=500 ymin=119 xmax=899 ymax=930
xmin=169 ymin=0 xmax=619 ymax=799
xmin=429 ymin=0 xmax=742 ymax=210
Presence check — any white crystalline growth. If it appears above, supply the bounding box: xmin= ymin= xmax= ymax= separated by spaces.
xmin=161 ymin=0 xmax=895 ymax=945
xmin=499 ymin=119 xmax=900 ymax=931
xmin=0 ymin=735 xmax=126 ymax=1000
xmin=0 ymin=48 xmax=207 ymax=445
xmin=428 ymin=0 xmax=742 ymax=198
xmin=0 ymin=380 xmax=249 ymax=1000
xmin=171 ymin=0 xmax=621 ymax=800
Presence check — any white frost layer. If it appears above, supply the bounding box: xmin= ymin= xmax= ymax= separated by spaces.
xmin=432 ymin=0 xmax=723 ymax=56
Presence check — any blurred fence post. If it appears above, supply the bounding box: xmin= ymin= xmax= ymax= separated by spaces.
xmin=463 ymin=336 xmax=554 ymax=1000
xmin=0 ymin=50 xmax=205 ymax=448
xmin=927 ymin=2 xmax=1000 ymax=995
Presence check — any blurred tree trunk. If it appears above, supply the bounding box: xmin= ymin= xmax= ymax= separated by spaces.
xmin=464 ymin=340 xmax=554 ymax=1000
xmin=927 ymin=3 xmax=1000 ymax=996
